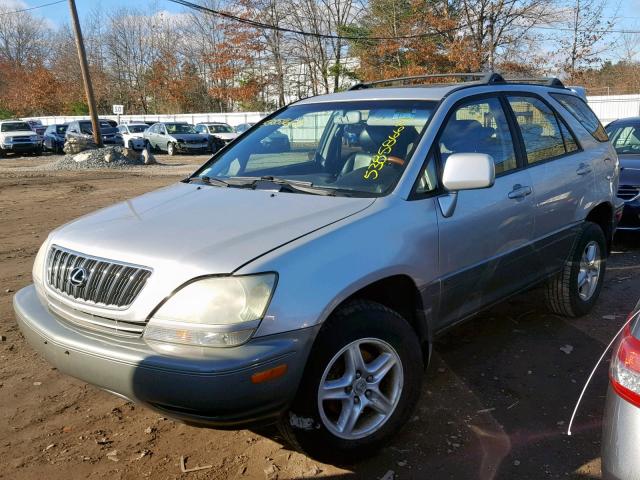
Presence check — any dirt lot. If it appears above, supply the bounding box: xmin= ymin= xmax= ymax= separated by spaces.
xmin=1 ymin=152 xmax=639 ymax=480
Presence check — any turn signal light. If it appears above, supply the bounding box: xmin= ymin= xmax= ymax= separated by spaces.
xmin=251 ymin=364 xmax=288 ymax=384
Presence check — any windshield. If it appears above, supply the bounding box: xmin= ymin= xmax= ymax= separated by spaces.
xmin=55 ymin=125 xmax=67 ymax=135
xmin=128 ymin=125 xmax=147 ymax=133
xmin=1 ymin=122 xmax=32 ymax=132
xmin=196 ymin=101 xmax=436 ymax=196
xmin=209 ymin=124 xmax=233 ymax=133
xmin=606 ymin=123 xmax=640 ymax=154
xmin=166 ymin=123 xmax=196 ymax=134
xmin=79 ymin=121 xmax=115 ymax=132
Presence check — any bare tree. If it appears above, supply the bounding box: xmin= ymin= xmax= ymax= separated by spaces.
xmin=557 ymin=0 xmax=615 ymax=78
xmin=0 ymin=6 xmax=48 ymax=66
xmin=458 ymin=0 xmax=554 ymax=71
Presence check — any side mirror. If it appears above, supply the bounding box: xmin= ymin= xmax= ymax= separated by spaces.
xmin=442 ymin=153 xmax=495 ymax=191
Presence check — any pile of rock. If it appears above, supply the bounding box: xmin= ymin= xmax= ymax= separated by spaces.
xmin=48 ymin=145 xmax=156 ymax=171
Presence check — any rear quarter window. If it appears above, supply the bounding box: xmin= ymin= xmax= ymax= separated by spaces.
xmin=550 ymin=93 xmax=608 ymax=142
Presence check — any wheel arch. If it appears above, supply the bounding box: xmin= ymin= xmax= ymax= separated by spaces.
xmin=318 ymin=274 xmax=431 ymax=366
xmin=585 ymin=202 xmax=614 ymax=253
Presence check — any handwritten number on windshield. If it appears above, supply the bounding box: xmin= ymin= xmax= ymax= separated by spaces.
xmin=364 ymin=125 xmax=405 ymax=180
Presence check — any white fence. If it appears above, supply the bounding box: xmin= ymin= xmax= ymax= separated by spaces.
xmin=586 ymin=95 xmax=640 ymax=125
xmin=25 ymin=111 xmax=269 ymax=128
xmin=20 ymin=94 xmax=640 ymax=129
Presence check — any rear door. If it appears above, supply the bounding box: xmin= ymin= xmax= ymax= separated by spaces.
xmin=505 ymin=94 xmax=588 ymax=276
xmin=435 ymin=95 xmax=536 ymax=327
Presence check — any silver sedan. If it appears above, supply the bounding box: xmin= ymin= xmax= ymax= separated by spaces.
xmin=602 ymin=298 xmax=640 ymax=480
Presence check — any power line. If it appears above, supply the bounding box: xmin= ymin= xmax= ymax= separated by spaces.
xmin=0 ymin=0 xmax=65 ymax=16
xmin=167 ymin=0 xmax=465 ymax=40
xmin=170 ymin=0 xmax=640 ymax=39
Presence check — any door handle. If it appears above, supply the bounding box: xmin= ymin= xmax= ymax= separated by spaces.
xmin=508 ymin=184 xmax=532 ymax=199
xmin=576 ymin=163 xmax=592 ymax=175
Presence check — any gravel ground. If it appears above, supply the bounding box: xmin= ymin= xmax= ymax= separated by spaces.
xmin=1 ymin=152 xmax=639 ymax=479
xmin=43 ymin=146 xmax=146 ymax=171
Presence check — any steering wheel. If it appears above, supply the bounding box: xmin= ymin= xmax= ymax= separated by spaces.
xmin=385 ymin=155 xmax=405 ymax=166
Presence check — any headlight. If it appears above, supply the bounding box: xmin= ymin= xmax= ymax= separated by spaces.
xmin=32 ymin=241 xmax=48 ymax=286
xmin=5 ymin=136 xmax=12 ymax=143
xmin=143 ymin=274 xmax=277 ymax=348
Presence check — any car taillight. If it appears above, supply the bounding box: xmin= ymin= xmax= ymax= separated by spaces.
xmin=610 ymin=321 xmax=640 ymax=407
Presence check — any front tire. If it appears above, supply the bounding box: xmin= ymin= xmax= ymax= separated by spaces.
xmin=167 ymin=142 xmax=175 ymax=156
xmin=279 ymin=300 xmax=423 ymax=463
xmin=545 ymin=221 xmax=607 ymax=317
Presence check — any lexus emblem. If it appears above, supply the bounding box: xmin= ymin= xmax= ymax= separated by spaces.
xmin=69 ymin=267 xmax=89 ymax=287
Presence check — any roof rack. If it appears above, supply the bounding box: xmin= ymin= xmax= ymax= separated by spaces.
xmin=349 ymin=72 xmax=505 ymax=90
xmin=504 ymin=77 xmax=565 ymax=88
xmin=348 ymin=72 xmax=566 ymax=90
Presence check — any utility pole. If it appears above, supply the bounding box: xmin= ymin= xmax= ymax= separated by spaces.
xmin=68 ymin=0 xmax=102 ymax=147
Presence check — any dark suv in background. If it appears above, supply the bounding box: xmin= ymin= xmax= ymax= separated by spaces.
xmin=65 ymin=119 xmax=123 ymax=146
xmin=606 ymin=118 xmax=640 ymax=230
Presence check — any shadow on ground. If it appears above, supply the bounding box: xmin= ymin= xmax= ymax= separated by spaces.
xmin=253 ymin=234 xmax=640 ymax=479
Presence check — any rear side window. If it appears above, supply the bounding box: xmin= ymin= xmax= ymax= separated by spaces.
xmin=439 ymin=97 xmax=517 ymax=175
xmin=550 ymin=93 xmax=608 ymax=142
xmin=508 ymin=96 xmax=578 ymax=164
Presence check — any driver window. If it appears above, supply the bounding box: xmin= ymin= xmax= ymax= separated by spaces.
xmin=439 ymin=97 xmax=517 ymax=175
xmin=415 ymin=152 xmax=438 ymax=194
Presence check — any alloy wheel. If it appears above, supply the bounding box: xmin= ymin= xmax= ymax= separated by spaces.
xmin=317 ymin=338 xmax=403 ymax=440
xmin=578 ymin=240 xmax=601 ymax=301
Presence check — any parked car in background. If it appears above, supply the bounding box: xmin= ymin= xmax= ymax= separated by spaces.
xmin=606 ymin=118 xmax=640 ymax=231
xmin=234 ymin=122 xmax=255 ymax=133
xmin=13 ymin=74 xmax=620 ymax=462
xmin=43 ymin=124 xmax=68 ymax=153
xmin=234 ymin=121 xmax=290 ymax=151
xmin=0 ymin=120 xmax=42 ymax=156
xmin=195 ymin=122 xmax=239 ymax=152
xmin=66 ymin=119 xmax=123 ymax=146
xmin=117 ymin=123 xmax=147 ymax=150
xmin=25 ymin=119 xmax=46 ymax=138
xmin=144 ymin=122 xmax=208 ymax=155
xmin=602 ymin=298 xmax=640 ymax=480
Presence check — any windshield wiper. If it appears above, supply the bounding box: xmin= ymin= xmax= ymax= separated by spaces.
xmin=186 ymin=176 xmax=230 ymax=187
xmin=232 ymin=176 xmax=338 ymax=196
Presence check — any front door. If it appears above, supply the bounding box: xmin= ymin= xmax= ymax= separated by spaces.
xmin=435 ymin=95 xmax=536 ymax=328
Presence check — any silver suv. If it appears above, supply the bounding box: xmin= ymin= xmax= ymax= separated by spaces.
xmin=13 ymin=73 xmax=620 ymax=462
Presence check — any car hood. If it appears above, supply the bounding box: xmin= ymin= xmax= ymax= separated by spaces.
xmin=169 ymin=133 xmax=207 ymax=142
xmin=619 ymin=154 xmax=640 ymax=185
xmin=50 ymin=182 xmax=375 ymax=280
xmin=3 ymin=130 xmax=36 ymax=138
xmin=212 ymin=132 xmax=239 ymax=140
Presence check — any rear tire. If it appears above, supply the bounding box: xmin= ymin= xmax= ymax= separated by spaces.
xmin=279 ymin=300 xmax=423 ymax=463
xmin=544 ymin=221 xmax=607 ymax=317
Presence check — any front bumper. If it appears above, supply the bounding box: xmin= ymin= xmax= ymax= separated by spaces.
xmin=602 ymin=386 xmax=640 ymax=480
xmin=1 ymin=141 xmax=41 ymax=152
xmin=14 ymin=284 xmax=317 ymax=427
xmin=176 ymin=143 xmax=208 ymax=153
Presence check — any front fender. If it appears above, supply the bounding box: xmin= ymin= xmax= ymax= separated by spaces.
xmin=237 ymin=197 xmax=440 ymax=338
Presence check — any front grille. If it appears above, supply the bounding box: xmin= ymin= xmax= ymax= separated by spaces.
xmin=187 ymin=140 xmax=204 ymax=145
xmin=47 ymin=295 xmax=146 ymax=337
xmin=617 ymin=185 xmax=640 ymax=202
xmin=46 ymin=245 xmax=152 ymax=309
xmin=12 ymin=137 xmax=33 ymax=143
